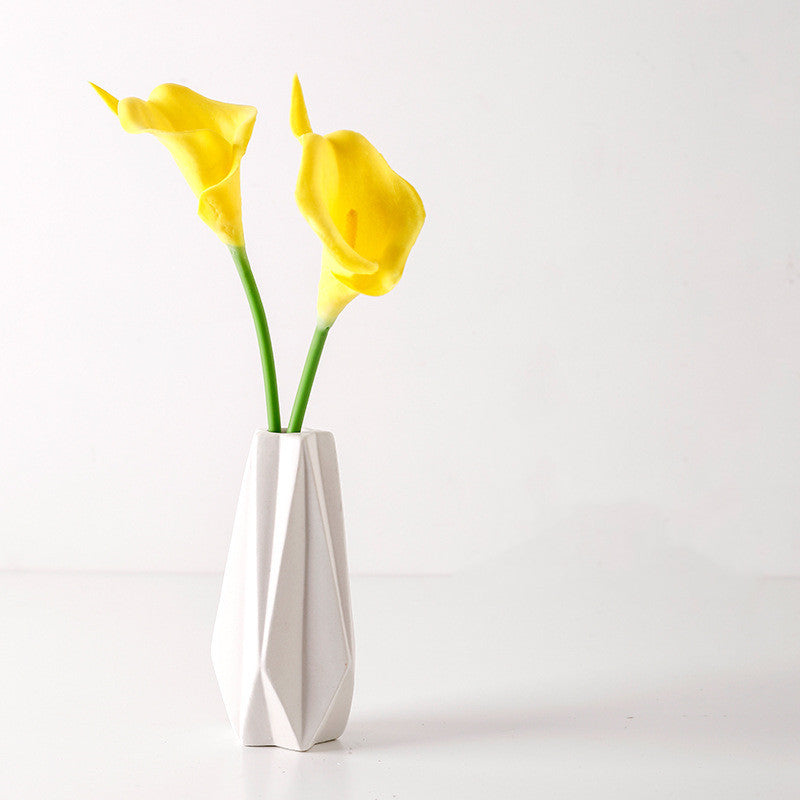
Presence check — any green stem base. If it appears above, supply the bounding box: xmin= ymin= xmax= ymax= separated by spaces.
xmin=287 ymin=324 xmax=330 ymax=432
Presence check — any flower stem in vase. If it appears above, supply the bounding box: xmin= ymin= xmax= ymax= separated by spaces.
xmin=287 ymin=323 xmax=330 ymax=432
xmin=229 ymin=245 xmax=281 ymax=432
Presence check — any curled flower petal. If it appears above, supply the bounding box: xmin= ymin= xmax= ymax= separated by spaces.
xmin=291 ymin=77 xmax=425 ymax=325
xmin=295 ymin=133 xmax=380 ymax=279
xmin=92 ymin=82 xmax=256 ymax=246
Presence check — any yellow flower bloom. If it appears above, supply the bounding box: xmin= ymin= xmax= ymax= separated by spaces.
xmin=290 ymin=76 xmax=425 ymax=325
xmin=91 ymin=82 xmax=257 ymax=246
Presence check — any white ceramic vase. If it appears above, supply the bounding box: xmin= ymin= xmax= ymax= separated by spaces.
xmin=211 ymin=429 xmax=354 ymax=750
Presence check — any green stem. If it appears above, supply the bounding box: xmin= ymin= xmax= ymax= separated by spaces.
xmin=228 ymin=245 xmax=281 ymax=432
xmin=287 ymin=323 xmax=330 ymax=432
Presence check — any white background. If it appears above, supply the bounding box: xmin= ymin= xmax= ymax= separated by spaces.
xmin=1 ymin=0 xmax=799 ymax=577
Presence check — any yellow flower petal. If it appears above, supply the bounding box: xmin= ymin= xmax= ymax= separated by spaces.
xmin=89 ymin=82 xmax=118 ymax=114
xmin=291 ymin=78 xmax=425 ymax=325
xmin=147 ymin=128 xmax=233 ymax=197
xmin=290 ymin=74 xmax=312 ymax=139
xmin=119 ymin=84 xmax=256 ymax=147
xmin=317 ymin=250 xmax=359 ymax=322
xmin=295 ymin=133 xmax=380 ymax=278
xmin=93 ymin=82 xmax=256 ymax=246
xmin=322 ymin=130 xmax=425 ymax=297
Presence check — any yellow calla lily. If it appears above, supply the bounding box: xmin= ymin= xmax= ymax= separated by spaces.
xmin=91 ymin=82 xmax=257 ymax=246
xmin=285 ymin=77 xmax=426 ymax=432
xmin=290 ymin=76 xmax=425 ymax=325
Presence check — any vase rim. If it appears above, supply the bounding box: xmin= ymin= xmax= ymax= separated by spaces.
xmin=253 ymin=428 xmax=331 ymax=436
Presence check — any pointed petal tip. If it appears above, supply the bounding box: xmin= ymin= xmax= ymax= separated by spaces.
xmin=290 ymin=74 xmax=312 ymax=139
xmin=90 ymin=82 xmax=119 ymax=115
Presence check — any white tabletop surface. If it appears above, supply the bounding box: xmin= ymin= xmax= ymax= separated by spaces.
xmin=2 ymin=535 xmax=799 ymax=798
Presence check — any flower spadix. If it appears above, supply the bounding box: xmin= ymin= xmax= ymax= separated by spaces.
xmin=290 ymin=76 xmax=425 ymax=325
xmin=91 ymin=82 xmax=257 ymax=246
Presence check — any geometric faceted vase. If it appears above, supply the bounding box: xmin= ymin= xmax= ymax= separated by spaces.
xmin=212 ymin=430 xmax=354 ymax=750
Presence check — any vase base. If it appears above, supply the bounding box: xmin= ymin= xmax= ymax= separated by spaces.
xmin=242 ymin=734 xmax=339 ymax=751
